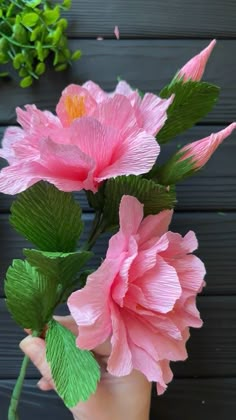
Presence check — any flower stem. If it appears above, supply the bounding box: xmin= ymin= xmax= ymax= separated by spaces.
xmin=8 ymin=354 xmax=30 ymax=420
xmin=8 ymin=331 xmax=39 ymax=420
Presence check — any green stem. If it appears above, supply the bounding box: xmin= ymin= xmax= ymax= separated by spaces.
xmin=8 ymin=355 xmax=30 ymax=420
xmin=0 ymin=31 xmax=54 ymax=49
xmin=82 ymin=212 xmax=107 ymax=251
xmin=8 ymin=331 xmax=39 ymax=420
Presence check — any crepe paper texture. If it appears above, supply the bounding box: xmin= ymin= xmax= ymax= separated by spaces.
xmin=0 ymin=39 xmax=235 ymax=420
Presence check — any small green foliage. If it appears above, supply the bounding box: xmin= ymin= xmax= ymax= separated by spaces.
xmin=46 ymin=319 xmax=100 ymax=407
xmin=0 ymin=0 xmax=81 ymax=87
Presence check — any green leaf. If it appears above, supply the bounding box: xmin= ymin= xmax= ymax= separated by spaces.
xmin=0 ymin=71 xmax=9 ymax=77
xmin=62 ymin=0 xmax=72 ymax=9
xmin=20 ymin=75 xmax=33 ymax=88
xmin=22 ymin=12 xmax=39 ymax=27
xmin=103 ymin=175 xmax=176 ymax=228
xmin=57 ymin=18 xmax=68 ymax=30
xmin=71 ymin=49 xmax=82 ymax=61
xmin=5 ymin=260 xmax=58 ymax=330
xmin=26 ymin=0 xmax=42 ymax=7
xmin=12 ymin=23 xmax=27 ymax=43
xmin=24 ymin=249 xmax=92 ymax=290
xmin=55 ymin=63 xmax=68 ymax=71
xmin=35 ymin=40 xmax=44 ymax=61
xmin=158 ymin=79 xmax=220 ymax=143
xmin=10 ymin=182 xmax=83 ymax=252
xmin=46 ymin=320 xmax=100 ymax=408
xmin=43 ymin=7 xmax=60 ymax=25
xmin=13 ymin=53 xmax=24 ymax=70
xmin=35 ymin=61 xmax=46 ymax=75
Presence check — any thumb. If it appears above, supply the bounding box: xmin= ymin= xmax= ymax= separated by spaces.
xmin=20 ymin=335 xmax=52 ymax=384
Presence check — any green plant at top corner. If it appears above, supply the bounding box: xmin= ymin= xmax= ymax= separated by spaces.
xmin=0 ymin=0 xmax=81 ymax=87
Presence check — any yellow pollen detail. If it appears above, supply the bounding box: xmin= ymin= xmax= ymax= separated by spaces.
xmin=65 ymin=95 xmax=86 ymax=123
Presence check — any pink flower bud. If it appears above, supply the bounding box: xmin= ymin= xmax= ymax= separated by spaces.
xmin=179 ymin=123 xmax=236 ymax=169
xmin=177 ymin=39 xmax=216 ymax=82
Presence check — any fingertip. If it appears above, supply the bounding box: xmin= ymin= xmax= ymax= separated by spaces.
xmin=37 ymin=378 xmax=54 ymax=392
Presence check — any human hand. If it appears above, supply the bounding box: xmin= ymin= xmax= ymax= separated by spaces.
xmin=20 ymin=316 xmax=152 ymax=420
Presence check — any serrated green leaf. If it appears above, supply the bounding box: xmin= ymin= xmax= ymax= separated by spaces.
xmin=24 ymin=249 xmax=92 ymax=290
xmin=46 ymin=320 xmax=100 ymax=407
xmin=5 ymin=260 xmax=58 ymax=330
xmin=103 ymin=175 xmax=176 ymax=228
xmin=20 ymin=75 xmax=33 ymax=88
xmin=10 ymin=182 xmax=83 ymax=252
xmin=22 ymin=12 xmax=39 ymax=27
xmin=158 ymin=80 xmax=220 ymax=143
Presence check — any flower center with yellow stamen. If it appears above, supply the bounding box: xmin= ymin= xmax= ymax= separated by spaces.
xmin=65 ymin=95 xmax=86 ymax=123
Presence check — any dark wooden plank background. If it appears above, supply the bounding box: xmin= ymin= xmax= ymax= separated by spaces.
xmin=0 ymin=1 xmax=236 ymax=419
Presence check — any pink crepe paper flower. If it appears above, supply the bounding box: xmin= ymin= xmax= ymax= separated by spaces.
xmin=178 ymin=123 xmax=236 ymax=170
xmin=177 ymin=39 xmax=216 ymax=82
xmin=0 ymin=80 xmax=174 ymax=195
xmin=68 ymin=195 xmax=206 ymax=394
xmin=83 ymin=80 xmax=174 ymax=137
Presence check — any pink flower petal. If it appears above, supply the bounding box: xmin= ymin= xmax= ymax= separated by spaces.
xmin=82 ymin=81 xmax=108 ymax=103
xmin=179 ymin=123 xmax=236 ymax=169
xmin=129 ymin=235 xmax=169 ymax=280
xmin=96 ymin=126 xmax=160 ymax=181
xmin=107 ymin=302 xmax=133 ymax=376
xmin=114 ymin=81 xmax=134 ymax=96
xmin=119 ymin=195 xmax=144 ymax=237
xmin=134 ymin=255 xmax=181 ymax=313
xmin=68 ymin=258 xmax=121 ymax=326
xmin=178 ymin=39 xmax=216 ymax=82
xmin=138 ymin=209 xmax=173 ymax=247
xmin=134 ymin=93 xmax=175 ymax=136
xmin=91 ymin=94 xmax=137 ymax=135
xmin=156 ymin=360 xmax=173 ymax=395
xmin=114 ymin=25 xmax=120 ymax=40
xmin=56 ymin=84 xmax=97 ymax=127
xmin=111 ymin=236 xmax=138 ymax=306
xmin=0 ymin=127 xmax=25 ymax=163
xmin=170 ymin=254 xmax=206 ymax=293
xmin=0 ymin=162 xmax=50 ymax=195
xmin=128 ymin=337 xmax=166 ymax=384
